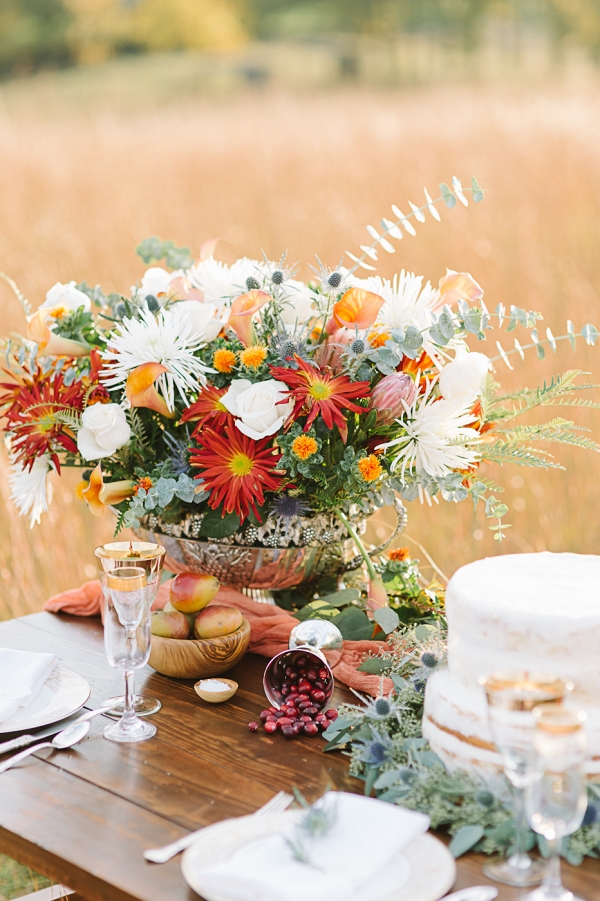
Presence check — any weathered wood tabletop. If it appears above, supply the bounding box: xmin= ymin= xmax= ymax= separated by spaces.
xmin=0 ymin=612 xmax=598 ymax=901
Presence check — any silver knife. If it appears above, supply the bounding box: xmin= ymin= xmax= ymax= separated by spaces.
xmin=0 ymin=707 xmax=106 ymax=755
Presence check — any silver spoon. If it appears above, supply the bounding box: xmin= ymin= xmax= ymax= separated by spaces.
xmin=0 ymin=720 xmax=90 ymax=774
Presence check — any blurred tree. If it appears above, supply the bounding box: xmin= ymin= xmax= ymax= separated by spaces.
xmin=0 ymin=0 xmax=72 ymax=75
xmin=546 ymin=0 xmax=600 ymax=58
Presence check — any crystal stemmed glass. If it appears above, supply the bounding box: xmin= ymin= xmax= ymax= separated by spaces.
xmin=524 ymin=707 xmax=588 ymax=901
xmin=95 ymin=542 xmax=165 ymax=717
xmin=102 ymin=566 xmax=157 ymax=743
xmin=479 ymin=672 xmax=573 ymax=887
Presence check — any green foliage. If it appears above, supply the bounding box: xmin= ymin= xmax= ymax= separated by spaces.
xmin=0 ymin=0 xmax=71 ymax=78
xmin=198 ymin=508 xmax=240 ymax=538
xmin=136 ymin=236 xmax=194 ymax=270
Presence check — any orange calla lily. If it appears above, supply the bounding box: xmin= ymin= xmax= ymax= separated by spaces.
xmin=125 ymin=362 xmax=175 ymax=419
xmin=82 ymin=464 xmax=135 ymax=516
xmin=228 ymin=289 xmax=271 ymax=347
xmin=332 ymin=287 xmax=384 ymax=330
xmin=167 ymin=276 xmax=204 ymax=302
xmin=27 ymin=310 xmax=89 ymax=358
xmin=438 ymin=270 xmax=484 ymax=308
xmin=199 ymin=237 xmax=221 ymax=261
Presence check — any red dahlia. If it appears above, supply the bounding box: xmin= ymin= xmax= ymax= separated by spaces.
xmin=189 ymin=424 xmax=283 ymax=521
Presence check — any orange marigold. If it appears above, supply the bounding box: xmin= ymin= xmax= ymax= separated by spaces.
xmin=239 ymin=346 xmax=268 ymax=369
xmin=291 ymin=435 xmax=318 ymax=460
xmin=213 ymin=349 xmax=237 ymax=374
xmin=369 ymin=331 xmax=391 ymax=349
xmin=135 ymin=477 xmax=153 ymax=494
xmin=388 ymin=547 xmax=410 ymax=562
xmin=357 ymin=454 xmax=383 ymax=483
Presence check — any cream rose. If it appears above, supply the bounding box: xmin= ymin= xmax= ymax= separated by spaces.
xmin=221 ymin=378 xmax=293 ymax=440
xmin=77 ymin=404 xmax=132 ymax=461
xmin=438 ymin=351 xmax=491 ymax=405
xmin=172 ymin=300 xmax=224 ymax=344
xmin=134 ymin=267 xmax=182 ymax=303
xmin=39 ymin=281 xmax=91 ymax=317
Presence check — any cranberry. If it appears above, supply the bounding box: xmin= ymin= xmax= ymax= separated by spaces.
xmin=318 ymin=668 xmax=329 ymax=681
xmin=296 ymin=694 xmax=310 ymax=703
xmin=281 ymin=685 xmax=290 ymax=696
xmin=299 ymin=715 xmax=312 ymax=723
xmin=311 ymin=690 xmax=326 ymax=703
xmin=285 ymin=666 xmax=294 ymax=676
xmin=248 ymin=721 xmax=259 ymax=732
xmin=297 ymin=701 xmax=312 ymax=712
xmin=265 ymin=715 xmax=277 ymax=723
xmin=282 ymin=726 xmax=296 ymax=739
xmin=274 ymin=710 xmax=285 ymax=718
xmin=264 ymin=721 xmax=277 ymax=734
xmin=314 ymin=680 xmax=324 ymax=690
xmin=292 ymin=721 xmax=304 ymax=733
xmin=269 ymin=706 xmax=278 ymax=713
xmin=287 ymin=693 xmax=299 ymax=703
xmin=325 ymin=709 xmax=339 ymax=720
xmin=303 ymin=722 xmax=319 ymax=736
xmin=278 ymin=717 xmax=294 ymax=727
xmin=295 ymin=655 xmax=307 ymax=667
xmin=259 ymin=710 xmax=271 ymax=721
xmin=306 ymin=669 xmax=318 ymax=682
xmin=303 ymin=706 xmax=318 ymax=716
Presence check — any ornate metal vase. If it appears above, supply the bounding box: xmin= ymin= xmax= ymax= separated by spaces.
xmin=134 ymin=499 xmax=407 ymax=599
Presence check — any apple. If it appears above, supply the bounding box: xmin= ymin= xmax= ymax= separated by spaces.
xmin=151 ymin=610 xmax=190 ymax=640
xmin=170 ymin=572 xmax=220 ymax=614
xmin=194 ymin=605 xmax=243 ymax=640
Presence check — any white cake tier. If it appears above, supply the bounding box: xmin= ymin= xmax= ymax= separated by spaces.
xmin=423 ymin=669 xmax=600 ymax=776
xmin=446 ymin=552 xmax=600 ymax=703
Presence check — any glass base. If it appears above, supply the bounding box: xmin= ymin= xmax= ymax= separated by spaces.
xmin=103 ymin=716 xmax=157 ymax=744
xmin=102 ymin=695 xmax=161 ymax=718
xmin=483 ymin=854 xmax=546 ymax=887
xmin=523 ymin=887 xmax=584 ymax=901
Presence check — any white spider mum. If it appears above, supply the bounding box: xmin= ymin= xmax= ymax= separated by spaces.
xmin=101 ymin=306 xmax=211 ymax=412
xmin=352 ymin=271 xmax=440 ymax=334
xmin=378 ymin=382 xmax=480 ymax=481
xmin=9 ymin=453 xmax=54 ymax=528
xmin=187 ymin=257 xmax=267 ymax=308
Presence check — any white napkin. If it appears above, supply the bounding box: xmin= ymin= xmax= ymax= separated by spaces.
xmin=0 ymin=648 xmax=59 ymax=723
xmin=198 ymin=791 xmax=430 ymax=901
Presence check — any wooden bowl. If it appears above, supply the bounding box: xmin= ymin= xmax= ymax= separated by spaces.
xmin=149 ymin=619 xmax=251 ymax=679
xmin=194 ymin=678 xmax=238 ymax=703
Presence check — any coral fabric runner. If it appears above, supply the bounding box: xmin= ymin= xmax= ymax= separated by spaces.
xmin=44 ymin=581 xmax=391 ymax=696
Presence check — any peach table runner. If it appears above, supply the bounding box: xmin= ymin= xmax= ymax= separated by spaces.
xmin=44 ymin=580 xmax=392 ymax=696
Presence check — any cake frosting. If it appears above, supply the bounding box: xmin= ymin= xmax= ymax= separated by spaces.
xmin=423 ymin=552 xmax=600 ymax=775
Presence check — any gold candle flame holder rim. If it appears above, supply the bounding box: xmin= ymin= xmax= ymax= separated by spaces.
xmin=95 ymin=541 xmax=166 ymax=561
xmin=479 ymin=671 xmax=574 ymax=711
xmin=106 ymin=566 xmax=148 ymax=592
xmin=533 ymin=707 xmax=587 ymax=735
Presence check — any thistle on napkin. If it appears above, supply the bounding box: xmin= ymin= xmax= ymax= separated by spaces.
xmin=197 ymin=791 xmax=430 ymax=901
xmin=0 ymin=648 xmax=58 ymax=723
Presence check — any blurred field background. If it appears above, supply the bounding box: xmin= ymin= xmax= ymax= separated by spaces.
xmin=1 ymin=0 xmax=600 ymax=622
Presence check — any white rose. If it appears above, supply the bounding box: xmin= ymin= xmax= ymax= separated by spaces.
xmin=438 ymin=351 xmax=491 ymax=404
xmin=221 ymin=378 xmax=293 ymax=440
xmin=77 ymin=403 xmax=132 ymax=461
xmin=135 ymin=267 xmax=180 ymax=302
xmin=172 ymin=300 xmax=224 ymax=344
xmin=279 ymin=280 xmax=317 ymax=328
xmin=39 ymin=281 xmax=91 ymax=317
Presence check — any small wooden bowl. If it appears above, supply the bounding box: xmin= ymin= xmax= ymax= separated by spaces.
xmin=194 ymin=678 xmax=238 ymax=703
xmin=149 ymin=619 xmax=251 ymax=679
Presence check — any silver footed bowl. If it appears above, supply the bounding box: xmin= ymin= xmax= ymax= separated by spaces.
xmin=134 ymin=499 xmax=407 ymax=595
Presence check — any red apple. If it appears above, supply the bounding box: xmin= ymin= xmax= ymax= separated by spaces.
xmin=170 ymin=572 xmax=220 ymax=614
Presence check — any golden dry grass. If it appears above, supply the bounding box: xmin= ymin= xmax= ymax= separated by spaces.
xmin=1 ymin=78 xmax=600 ymax=617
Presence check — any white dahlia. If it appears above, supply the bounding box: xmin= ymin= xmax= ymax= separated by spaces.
xmin=9 ymin=454 xmax=54 ymax=528
xmin=352 ymin=271 xmax=440 ymax=334
xmin=187 ymin=257 xmax=267 ymax=308
xmin=101 ymin=307 xmax=211 ymax=412
xmin=378 ymin=383 xmax=480 ymax=481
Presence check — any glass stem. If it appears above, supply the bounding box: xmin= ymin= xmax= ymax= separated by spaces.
xmin=123 ymin=668 xmax=136 ymax=725
xmin=542 ymin=835 xmax=563 ymax=892
xmin=508 ymin=785 xmax=530 ymax=868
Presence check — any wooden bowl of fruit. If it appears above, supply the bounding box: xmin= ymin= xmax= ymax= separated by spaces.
xmin=149 ymin=573 xmax=251 ymax=680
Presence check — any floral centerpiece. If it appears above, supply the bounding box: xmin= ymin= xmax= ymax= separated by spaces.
xmin=1 ymin=176 xmax=598 ymax=602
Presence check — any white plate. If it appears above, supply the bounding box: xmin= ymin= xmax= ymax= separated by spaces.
xmin=182 ymin=811 xmax=456 ymax=901
xmin=0 ymin=665 xmax=91 ymax=734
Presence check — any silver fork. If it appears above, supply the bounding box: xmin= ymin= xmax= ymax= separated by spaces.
xmin=143 ymin=790 xmax=294 ymax=864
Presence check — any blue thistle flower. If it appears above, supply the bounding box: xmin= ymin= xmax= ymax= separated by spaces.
xmin=272 ymin=495 xmax=311 ymax=520
xmin=162 ymin=431 xmax=191 ymax=475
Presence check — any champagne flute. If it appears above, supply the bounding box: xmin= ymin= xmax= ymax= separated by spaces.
xmin=103 ymin=566 xmax=156 ymax=744
xmin=524 ymin=707 xmax=588 ymax=901
xmin=96 ymin=542 xmax=166 ymax=717
xmin=479 ymin=671 xmax=573 ymax=887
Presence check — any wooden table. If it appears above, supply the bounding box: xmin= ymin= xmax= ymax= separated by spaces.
xmin=0 ymin=612 xmax=598 ymax=901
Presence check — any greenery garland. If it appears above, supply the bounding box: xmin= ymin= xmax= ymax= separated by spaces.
xmin=321 ymin=617 xmax=600 ymax=866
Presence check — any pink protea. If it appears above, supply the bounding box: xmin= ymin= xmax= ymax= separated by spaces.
xmin=371 ymin=372 xmax=416 ymax=425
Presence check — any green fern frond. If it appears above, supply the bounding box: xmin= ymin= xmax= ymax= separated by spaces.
xmin=498 ymin=371 xmax=599 ymax=422
xmin=127 ymin=408 xmax=150 ymax=448
xmin=484 ymin=444 xmax=563 ymax=469
xmin=493 ymin=419 xmax=600 ymax=452
xmin=479 ymin=371 xmax=500 ymax=422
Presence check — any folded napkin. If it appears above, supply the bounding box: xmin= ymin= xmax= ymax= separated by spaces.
xmin=198 ymin=792 xmax=429 ymax=901
xmin=0 ymin=648 xmax=59 ymax=723
xmin=44 ymin=582 xmax=393 ymax=697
